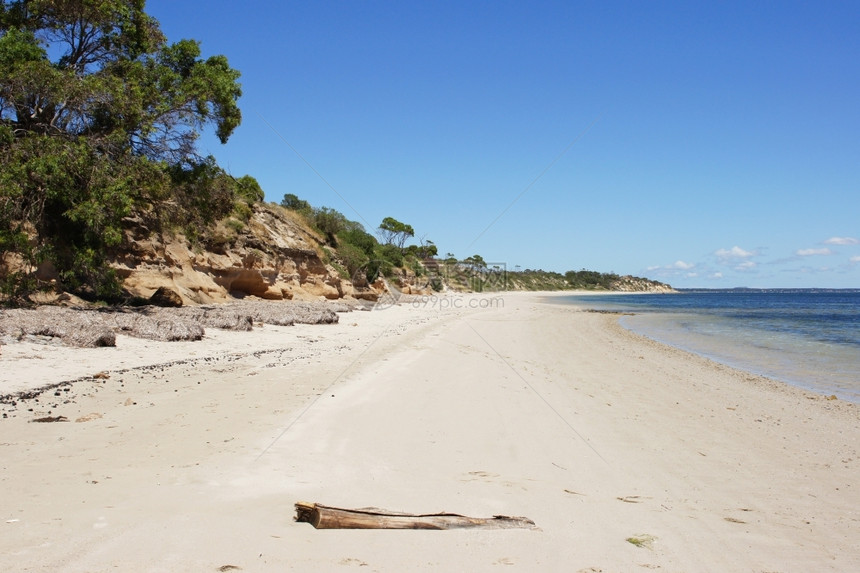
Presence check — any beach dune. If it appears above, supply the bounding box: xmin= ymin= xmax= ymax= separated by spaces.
xmin=1 ymin=293 xmax=858 ymax=571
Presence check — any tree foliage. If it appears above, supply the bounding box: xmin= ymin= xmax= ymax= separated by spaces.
xmin=0 ymin=1 xmax=241 ymax=159
xmin=0 ymin=0 xmax=245 ymax=301
xmin=281 ymin=192 xmax=310 ymax=213
xmin=338 ymin=223 xmax=375 ymax=257
xmin=462 ymin=254 xmax=486 ymax=269
xmin=405 ymin=238 xmax=437 ymax=259
xmin=564 ymin=269 xmax=620 ymax=289
xmin=312 ymin=206 xmax=346 ymax=245
xmin=378 ymin=216 xmax=414 ymax=249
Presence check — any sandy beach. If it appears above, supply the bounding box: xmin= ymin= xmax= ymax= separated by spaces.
xmin=1 ymin=292 xmax=858 ymax=572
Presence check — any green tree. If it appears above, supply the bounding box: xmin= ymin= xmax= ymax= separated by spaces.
xmin=463 ymin=254 xmax=486 ymax=269
xmin=417 ymin=239 xmax=437 ymax=259
xmin=235 ymin=175 xmax=263 ymax=205
xmin=312 ymin=206 xmax=346 ymax=245
xmin=378 ymin=216 xmax=414 ymax=249
xmin=0 ymin=0 xmax=243 ymax=300
xmin=0 ymin=2 xmax=240 ymax=158
xmin=281 ymin=192 xmax=311 ymax=212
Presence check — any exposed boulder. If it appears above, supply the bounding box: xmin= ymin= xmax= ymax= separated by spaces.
xmin=149 ymin=286 xmax=183 ymax=307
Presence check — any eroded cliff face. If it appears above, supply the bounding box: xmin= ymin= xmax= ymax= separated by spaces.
xmin=113 ymin=204 xmax=362 ymax=305
xmin=608 ymin=276 xmax=676 ymax=293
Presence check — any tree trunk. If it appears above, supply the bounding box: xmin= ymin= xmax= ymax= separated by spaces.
xmin=294 ymin=502 xmax=537 ymax=530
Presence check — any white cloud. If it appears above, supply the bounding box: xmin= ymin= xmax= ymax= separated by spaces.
xmin=715 ymin=246 xmax=755 ymax=260
xmin=736 ymin=261 xmax=756 ymax=270
xmin=796 ymin=248 xmax=833 ymax=256
xmin=645 ymin=260 xmax=696 ymax=277
xmin=710 ymin=272 xmax=723 ymax=279
xmin=851 ymin=256 xmax=860 ymax=263
xmin=824 ymin=237 xmax=860 ymax=245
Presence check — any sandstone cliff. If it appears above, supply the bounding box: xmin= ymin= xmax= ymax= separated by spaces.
xmin=113 ymin=203 xmax=366 ymax=305
xmin=608 ymin=276 xmax=676 ymax=293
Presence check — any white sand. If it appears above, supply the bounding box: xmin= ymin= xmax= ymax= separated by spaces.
xmin=1 ymin=292 xmax=858 ymax=571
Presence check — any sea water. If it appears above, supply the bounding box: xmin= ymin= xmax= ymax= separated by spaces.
xmin=551 ymin=290 xmax=860 ymax=403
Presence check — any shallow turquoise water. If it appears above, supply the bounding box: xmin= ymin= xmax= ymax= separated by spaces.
xmin=551 ymin=290 xmax=860 ymax=403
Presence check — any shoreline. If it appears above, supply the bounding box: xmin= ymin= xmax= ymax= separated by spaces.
xmin=2 ymin=292 xmax=858 ymax=570
xmin=547 ymin=289 xmax=860 ymax=404
xmin=619 ymin=311 xmax=860 ymax=404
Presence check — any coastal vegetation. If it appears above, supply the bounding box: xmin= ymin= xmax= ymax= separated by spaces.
xmin=278 ymin=193 xmax=435 ymax=286
xmin=1 ymin=0 xmax=245 ymax=302
xmin=444 ymin=266 xmax=671 ymax=293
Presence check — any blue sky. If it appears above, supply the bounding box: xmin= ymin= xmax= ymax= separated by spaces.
xmin=146 ymin=0 xmax=860 ymax=288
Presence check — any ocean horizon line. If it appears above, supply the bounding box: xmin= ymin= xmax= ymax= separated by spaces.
xmin=674 ymin=287 xmax=860 ymax=293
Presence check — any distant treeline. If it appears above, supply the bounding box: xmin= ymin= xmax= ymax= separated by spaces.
xmin=504 ymin=268 xmax=670 ymax=292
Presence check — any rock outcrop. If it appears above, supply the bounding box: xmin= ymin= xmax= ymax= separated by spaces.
xmin=113 ymin=204 xmax=362 ymax=305
xmin=149 ymin=286 xmax=184 ymax=307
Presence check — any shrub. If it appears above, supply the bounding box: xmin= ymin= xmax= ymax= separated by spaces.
xmin=281 ymin=193 xmax=311 ymax=212
xmin=313 ymin=207 xmax=347 ymax=245
xmin=405 ymin=255 xmax=425 ymax=277
xmin=377 ymin=243 xmax=404 ymax=269
xmin=337 ymin=243 xmax=370 ymax=276
xmin=337 ymin=225 xmax=377 ymax=257
xmin=232 ymin=201 xmax=253 ymax=222
xmin=225 ymin=218 xmax=245 ymax=233
xmin=235 ymin=175 xmax=264 ymax=204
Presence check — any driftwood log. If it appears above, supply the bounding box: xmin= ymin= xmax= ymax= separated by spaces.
xmin=294 ymin=502 xmax=537 ymax=530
